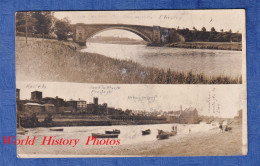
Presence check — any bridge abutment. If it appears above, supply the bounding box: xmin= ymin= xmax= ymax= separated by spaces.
xmin=77 ymin=42 xmax=87 ymax=46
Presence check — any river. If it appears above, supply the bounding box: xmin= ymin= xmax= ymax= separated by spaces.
xmin=81 ymin=42 xmax=242 ymax=78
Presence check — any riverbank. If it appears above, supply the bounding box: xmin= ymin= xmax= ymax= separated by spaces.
xmin=16 ymin=37 xmax=242 ymax=84
xmin=17 ymin=122 xmax=243 ymax=157
xmin=19 ymin=113 xmax=167 ymax=128
xmin=148 ymin=42 xmax=242 ymax=51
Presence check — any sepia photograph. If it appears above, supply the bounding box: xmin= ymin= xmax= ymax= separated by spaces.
xmin=16 ymin=82 xmax=246 ymax=157
xmin=15 ymin=10 xmax=245 ymax=84
xmin=15 ymin=10 xmax=247 ymax=157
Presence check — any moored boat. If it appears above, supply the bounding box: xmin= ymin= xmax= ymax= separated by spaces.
xmin=105 ymin=129 xmax=120 ymax=134
xmin=92 ymin=133 xmax=119 ymax=138
xmin=142 ymin=129 xmax=151 ymax=135
xmin=50 ymin=128 xmax=63 ymax=131
xmin=156 ymin=130 xmax=171 ymax=140
xmin=17 ymin=130 xmax=26 ymax=135
xmin=157 ymin=133 xmax=170 ymax=140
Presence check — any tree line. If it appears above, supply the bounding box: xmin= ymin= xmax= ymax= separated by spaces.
xmin=15 ymin=11 xmax=72 ymax=41
xmin=175 ymin=27 xmax=241 ymax=42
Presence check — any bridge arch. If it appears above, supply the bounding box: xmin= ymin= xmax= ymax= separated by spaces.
xmin=73 ymin=24 xmax=156 ymax=46
xmin=85 ymin=27 xmax=152 ymax=43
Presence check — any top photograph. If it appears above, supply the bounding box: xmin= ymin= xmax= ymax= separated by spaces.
xmin=15 ymin=10 xmax=246 ymax=84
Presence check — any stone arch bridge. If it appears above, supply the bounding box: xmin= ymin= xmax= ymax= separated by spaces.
xmin=72 ymin=23 xmax=180 ymax=46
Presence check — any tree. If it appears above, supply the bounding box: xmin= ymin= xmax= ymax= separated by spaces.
xmin=32 ymin=11 xmax=53 ymax=38
xmin=54 ymin=18 xmax=72 ymax=41
xmin=210 ymin=27 xmax=216 ymax=32
xmin=15 ymin=12 xmax=37 ymax=34
xmin=209 ymin=27 xmax=217 ymax=42
xmin=199 ymin=27 xmax=208 ymax=41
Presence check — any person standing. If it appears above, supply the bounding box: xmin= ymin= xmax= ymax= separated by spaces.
xmin=219 ymin=124 xmax=223 ymax=133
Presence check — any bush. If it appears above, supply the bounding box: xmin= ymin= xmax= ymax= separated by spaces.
xmin=54 ymin=19 xmax=72 ymax=41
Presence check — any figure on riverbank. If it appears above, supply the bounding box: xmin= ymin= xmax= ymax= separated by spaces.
xmin=172 ymin=125 xmax=178 ymax=132
xmin=219 ymin=124 xmax=223 ymax=133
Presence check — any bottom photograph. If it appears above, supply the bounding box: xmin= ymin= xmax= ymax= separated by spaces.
xmin=15 ymin=82 xmax=247 ymax=157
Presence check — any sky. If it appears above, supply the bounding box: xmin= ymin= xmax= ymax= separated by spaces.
xmin=16 ymin=81 xmax=246 ymax=118
xmin=54 ymin=10 xmax=245 ymax=39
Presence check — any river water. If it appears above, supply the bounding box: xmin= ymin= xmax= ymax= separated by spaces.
xmin=22 ymin=123 xmax=217 ymax=145
xmin=81 ymin=42 xmax=242 ymax=77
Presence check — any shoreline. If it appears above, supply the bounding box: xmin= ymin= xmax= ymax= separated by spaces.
xmin=17 ymin=122 xmax=243 ymax=157
xmin=148 ymin=42 xmax=242 ymax=51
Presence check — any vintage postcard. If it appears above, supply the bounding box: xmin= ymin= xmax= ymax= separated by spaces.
xmin=15 ymin=10 xmax=247 ymax=157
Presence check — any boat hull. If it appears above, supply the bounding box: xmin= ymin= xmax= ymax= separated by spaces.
xmin=50 ymin=128 xmax=63 ymax=131
xmin=157 ymin=134 xmax=170 ymax=140
xmin=105 ymin=130 xmax=120 ymax=134
xmin=92 ymin=133 xmax=119 ymax=138
xmin=142 ymin=129 xmax=151 ymax=135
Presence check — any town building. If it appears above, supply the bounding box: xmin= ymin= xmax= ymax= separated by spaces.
xmin=76 ymin=99 xmax=87 ymax=112
xmin=87 ymin=97 xmax=105 ymax=114
xmin=165 ymin=107 xmax=199 ymax=124
xmin=86 ymin=103 xmax=97 ymax=114
xmin=43 ymin=103 xmax=55 ymax=112
xmin=42 ymin=96 xmax=65 ymax=108
xmin=179 ymin=107 xmax=199 ymax=124
xmin=41 ymin=96 xmax=65 ymax=112
xmin=16 ymin=89 xmax=20 ymax=101
xmin=93 ymin=97 xmax=98 ymax=105
xmin=22 ymin=103 xmax=44 ymax=114
xmin=31 ymin=91 xmax=42 ymax=102
xmin=166 ymin=113 xmax=181 ymax=123
xmin=65 ymin=98 xmax=87 ymax=112
xmin=17 ymin=99 xmax=30 ymax=113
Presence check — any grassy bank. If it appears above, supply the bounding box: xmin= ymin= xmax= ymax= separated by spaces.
xmin=168 ymin=42 xmax=242 ymax=51
xmin=16 ymin=37 xmax=242 ymax=84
